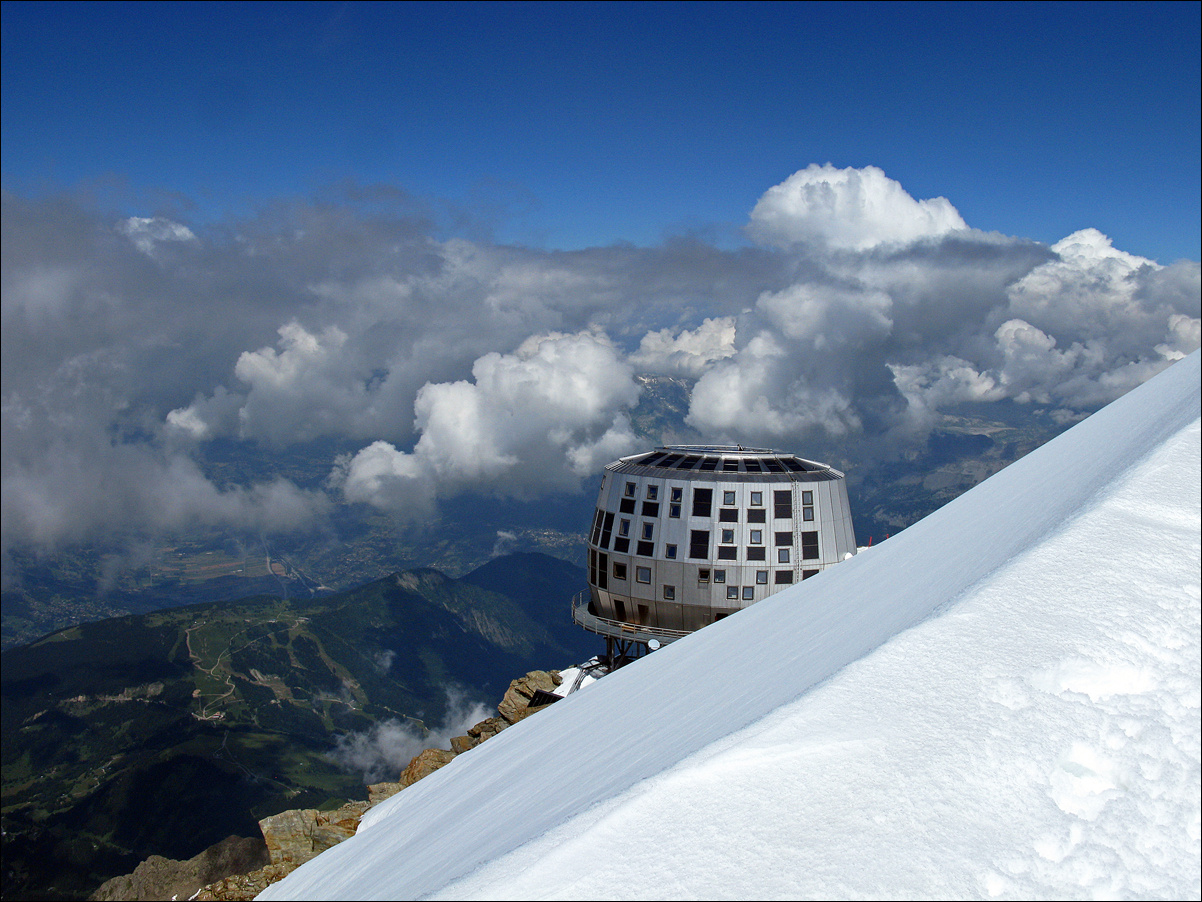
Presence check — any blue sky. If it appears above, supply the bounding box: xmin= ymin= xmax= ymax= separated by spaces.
xmin=3 ymin=1 xmax=1199 ymax=261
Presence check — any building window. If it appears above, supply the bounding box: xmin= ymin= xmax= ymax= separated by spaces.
xmin=756 ymin=570 xmax=768 ymax=584
xmin=613 ymin=537 xmax=630 ymax=553
xmin=692 ymin=488 xmax=713 ymax=517
xmin=750 ymin=491 xmax=763 ymax=506
xmin=642 ymin=522 xmax=654 ymax=540
xmin=647 ymin=484 xmax=659 ymax=500
xmin=749 ymin=529 xmax=763 ymax=544
xmin=775 ymin=570 xmax=794 ymax=584
xmin=775 ymin=530 xmax=791 ymax=546
xmin=590 ymin=508 xmax=604 ymax=545
xmin=669 ymin=503 xmax=682 ymax=518
xmin=619 ymin=519 xmax=630 ymax=536
xmin=599 ymin=511 xmax=614 ymax=549
xmin=719 ymin=508 xmax=738 ymax=522
xmin=723 ymin=490 xmax=736 ymax=505
xmin=642 ymin=501 xmax=660 ymax=517
xmin=613 ymin=562 xmax=627 ymax=580
xmin=746 ymin=547 xmax=766 ymax=561
xmin=742 ymin=586 xmax=755 ymax=601
xmin=802 ymin=531 xmax=819 ymax=560
xmin=620 ymin=497 xmax=636 ymax=514
xmin=721 ymin=528 xmax=735 ymax=544
xmin=717 ymin=546 xmax=737 ymax=560
xmin=803 ymin=507 xmax=814 ymax=522
xmin=625 ymin=482 xmax=637 ymax=497
xmin=774 ymin=490 xmax=791 ymax=519
xmin=802 ymin=569 xmax=819 ymax=580
xmin=747 ymin=508 xmax=766 ymax=523
xmin=663 ymin=584 xmax=676 ymax=600
xmin=689 ymin=530 xmax=709 ymax=559
xmin=698 ymin=568 xmax=710 ymax=583
xmin=670 ymin=486 xmax=683 ymax=503
xmin=637 ymin=541 xmax=655 ymax=556
xmin=713 ymin=569 xmax=726 ymax=583
xmin=665 ymin=544 xmax=678 ymax=559
xmin=726 ymin=586 xmax=739 ymax=600
xmin=778 ymin=548 xmax=790 ymax=563
xmin=636 ymin=566 xmax=652 ymax=584
xmin=802 ymin=491 xmax=813 ymax=505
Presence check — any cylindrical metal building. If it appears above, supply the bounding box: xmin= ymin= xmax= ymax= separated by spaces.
xmin=575 ymin=444 xmax=856 ymax=654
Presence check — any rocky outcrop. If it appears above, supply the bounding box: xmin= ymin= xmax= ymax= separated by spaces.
xmin=188 ymin=669 xmax=562 ymax=900
xmin=258 ymin=800 xmax=369 ymax=869
xmin=89 ymin=834 xmax=269 ymax=902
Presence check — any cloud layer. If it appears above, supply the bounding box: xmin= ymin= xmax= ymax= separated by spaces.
xmin=2 ymin=166 xmax=1198 ymax=560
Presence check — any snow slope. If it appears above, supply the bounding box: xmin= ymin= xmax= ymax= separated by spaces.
xmin=263 ymin=351 xmax=1200 ymax=901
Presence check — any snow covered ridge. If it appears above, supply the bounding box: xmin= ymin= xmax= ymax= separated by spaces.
xmin=262 ymin=351 xmax=1201 ymax=901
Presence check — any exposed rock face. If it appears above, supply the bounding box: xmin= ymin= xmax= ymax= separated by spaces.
xmin=89 ymin=834 xmax=268 ymax=902
xmin=258 ymin=800 xmax=369 ymax=869
xmin=189 ymin=669 xmax=563 ymax=900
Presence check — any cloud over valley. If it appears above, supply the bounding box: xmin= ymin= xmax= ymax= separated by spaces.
xmin=2 ymin=166 xmax=1198 ymax=565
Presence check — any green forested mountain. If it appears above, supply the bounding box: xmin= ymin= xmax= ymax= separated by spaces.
xmin=1 ymin=553 xmax=592 ymax=901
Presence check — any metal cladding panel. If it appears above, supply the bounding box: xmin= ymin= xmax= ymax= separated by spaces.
xmin=585 ymin=446 xmax=857 ymax=635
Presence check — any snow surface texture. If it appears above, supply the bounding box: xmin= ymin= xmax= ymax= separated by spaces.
xmin=263 ymin=351 xmax=1201 ymax=901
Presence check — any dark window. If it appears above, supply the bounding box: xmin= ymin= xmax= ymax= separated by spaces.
xmin=744 ymin=460 xmax=763 ymax=473
xmin=699 ymin=457 xmax=719 ymax=471
xmin=642 ymin=501 xmax=660 ymax=518
xmin=698 ymin=568 xmax=710 ymax=583
xmin=615 ymin=599 xmax=627 ymax=620
xmin=746 ymin=547 xmax=766 ymax=561
xmin=642 ymin=522 xmax=654 ymax=540
xmin=763 ymin=458 xmax=786 ymax=472
xmin=625 ymin=482 xmax=637 ymax=497
xmin=774 ymin=490 xmax=791 ymax=519
xmin=713 ymin=569 xmax=726 ymax=583
xmin=590 ymin=508 xmax=603 ymax=544
xmin=775 ymin=531 xmax=792 ymax=546
xmin=722 ymin=459 xmax=740 ymax=472
xmin=692 ymin=488 xmax=713 ymax=517
xmin=647 ymin=485 xmax=659 ymax=500
xmin=670 ymin=487 xmax=683 ymax=503
xmin=802 ymin=569 xmax=819 ymax=580
xmin=802 ymin=531 xmax=819 ymax=560
xmin=599 ymin=511 xmax=614 ymax=549
xmin=665 ymin=544 xmax=678 ymax=559
xmin=747 ymin=508 xmax=766 ymax=523
xmin=613 ymin=537 xmax=630 ymax=553
xmin=619 ymin=519 xmax=630 ymax=536
xmin=775 ymin=570 xmax=794 ymax=584
xmin=637 ymin=540 xmax=655 ymax=556
xmin=596 ymin=552 xmax=608 ymax=589
xmin=669 ymin=503 xmax=682 ymax=518
xmin=717 ymin=546 xmax=737 ymax=560
xmin=689 ymin=530 xmax=709 ymax=559
xmin=613 ymin=562 xmax=627 ymax=580
xmin=620 ymin=497 xmax=636 ymax=514
xmin=726 ymin=585 xmax=739 ymax=600
xmin=637 ymin=603 xmax=650 ymax=624
xmin=721 ymin=528 xmax=735 ymax=544
xmin=719 ymin=508 xmax=738 ymax=522
xmin=663 ymin=585 xmax=675 ymax=600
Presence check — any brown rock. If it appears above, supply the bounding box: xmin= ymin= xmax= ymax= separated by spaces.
xmin=258 ymin=800 xmax=369 ymax=868
xmin=496 ymin=670 xmax=562 ymax=724
xmin=467 ymin=714 xmax=508 ymax=741
xmin=89 ymin=834 xmax=269 ymax=902
xmin=194 ymin=863 xmax=294 ymax=901
xmin=367 ymin=781 xmax=404 ymax=808
xmin=399 ymin=747 xmax=457 ymax=787
xmin=449 ymin=734 xmax=477 ymax=754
